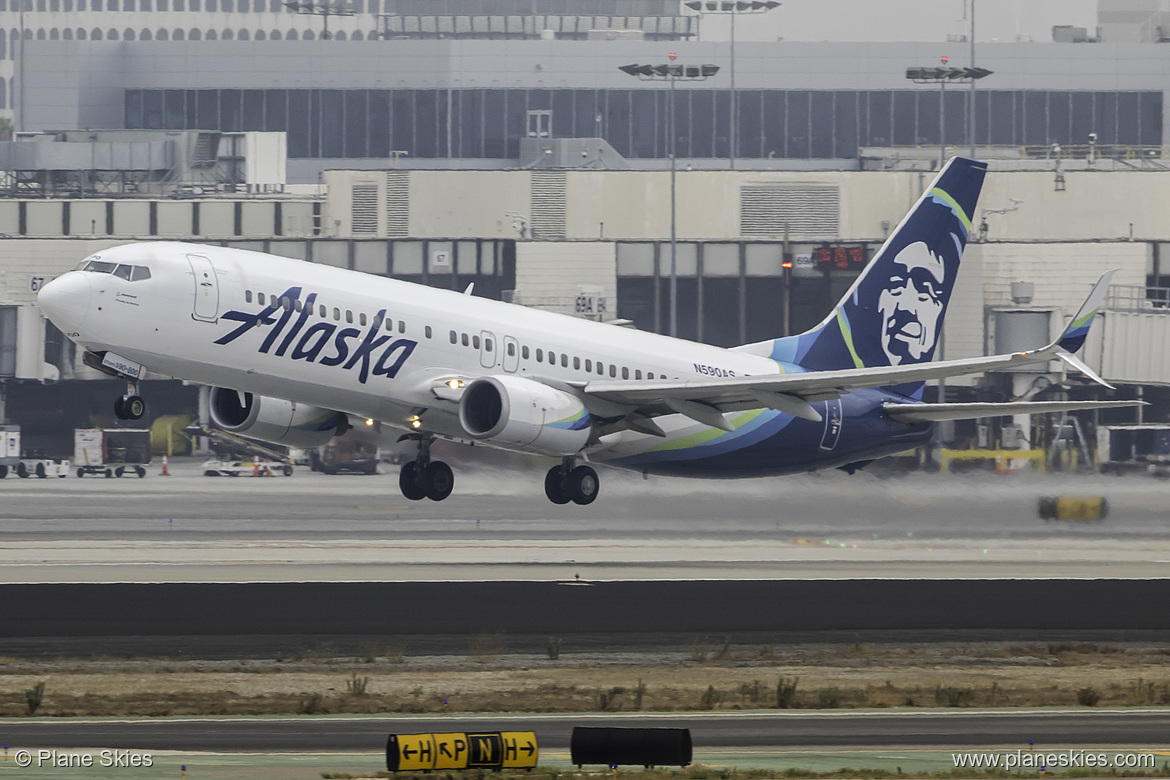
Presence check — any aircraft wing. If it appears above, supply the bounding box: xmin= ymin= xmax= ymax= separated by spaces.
xmin=578 ymin=271 xmax=1123 ymax=431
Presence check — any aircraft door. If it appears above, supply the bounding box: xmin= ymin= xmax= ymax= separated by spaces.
xmin=187 ymin=254 xmax=220 ymax=322
xmin=502 ymin=336 xmax=519 ymax=373
xmin=818 ymin=398 xmax=843 ymax=451
xmin=479 ymin=330 xmax=496 ymax=369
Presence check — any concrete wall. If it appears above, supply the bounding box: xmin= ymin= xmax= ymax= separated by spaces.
xmin=514 ymin=241 xmax=616 ymax=319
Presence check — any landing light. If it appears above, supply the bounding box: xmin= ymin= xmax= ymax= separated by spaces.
xmin=365 ymin=418 xmax=375 ymax=427
xmin=447 ymin=379 xmax=464 ymax=389
xmin=411 ymin=419 xmax=422 ymax=429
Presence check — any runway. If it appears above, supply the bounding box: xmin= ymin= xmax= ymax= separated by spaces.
xmin=5 ymin=710 xmax=1170 ymax=752
xmin=2 ymin=461 xmax=1170 ymax=582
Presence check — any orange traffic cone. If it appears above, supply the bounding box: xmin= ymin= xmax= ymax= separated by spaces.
xmin=160 ymin=455 xmax=170 ymax=476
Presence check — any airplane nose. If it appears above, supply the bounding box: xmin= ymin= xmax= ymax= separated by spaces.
xmin=37 ymin=272 xmax=90 ymax=335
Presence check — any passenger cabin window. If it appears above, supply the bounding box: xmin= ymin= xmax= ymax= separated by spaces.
xmin=333 ymin=308 xmax=341 ymax=321
xmin=472 ymin=335 xmax=480 ymax=349
xmin=258 ymin=293 xmax=266 ymax=305
xmin=548 ymin=351 xmax=556 ymax=364
xmin=282 ymin=297 xmax=293 ymax=312
xmin=398 ymin=321 xmax=405 ymax=334
xmin=635 ymin=370 xmax=642 ymax=379
xmin=450 ymin=331 xmax=457 ymax=344
xmin=536 ymin=348 xmax=543 ymax=361
xmin=561 ymin=354 xmax=568 ymax=368
xmin=345 ymin=310 xmax=353 ymax=324
xmin=372 ymin=314 xmax=383 ymax=329
xmin=385 ymin=318 xmax=393 ymax=331
xmin=522 ymin=346 xmax=530 ymax=359
xmin=462 ymin=333 xmax=469 ymax=347
xmin=585 ymin=359 xmax=592 ymax=372
xmin=484 ymin=338 xmax=493 ymax=352
xmin=573 ymin=357 xmax=580 ymax=370
xmin=622 ymin=367 xmax=629 ymax=379
xmin=609 ymin=365 xmax=617 ymax=378
xmin=294 ymin=299 xmax=303 ymax=312
xmin=319 ymin=304 xmax=326 ymax=317
xmin=359 ymin=313 xmax=367 ymax=326
xmin=245 ymin=290 xmax=252 ymax=303
xmin=425 ymin=326 xmax=432 ymax=339
xmin=507 ymin=342 xmax=515 ymax=357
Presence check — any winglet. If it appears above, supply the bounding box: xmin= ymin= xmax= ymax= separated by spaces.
xmin=1056 ymin=269 xmax=1115 ymax=353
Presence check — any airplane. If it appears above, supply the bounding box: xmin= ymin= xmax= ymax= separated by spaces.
xmin=36 ymin=157 xmax=1139 ymax=505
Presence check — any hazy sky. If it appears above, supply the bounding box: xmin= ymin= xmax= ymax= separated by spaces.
xmin=695 ymin=0 xmax=1100 ymax=43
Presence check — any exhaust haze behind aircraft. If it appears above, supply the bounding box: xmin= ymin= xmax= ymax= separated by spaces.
xmin=37 ymin=157 xmax=1139 ymax=504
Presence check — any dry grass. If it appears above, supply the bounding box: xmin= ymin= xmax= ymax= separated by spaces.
xmin=4 ymin=641 xmax=1170 ymax=718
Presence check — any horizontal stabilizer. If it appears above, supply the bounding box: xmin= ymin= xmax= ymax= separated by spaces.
xmin=883 ymin=399 xmax=1144 ymax=423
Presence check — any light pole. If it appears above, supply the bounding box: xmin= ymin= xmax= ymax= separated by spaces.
xmin=619 ymin=59 xmax=720 ymax=337
xmin=683 ymin=1 xmax=780 ymax=169
xmin=905 ymin=63 xmax=992 ymax=168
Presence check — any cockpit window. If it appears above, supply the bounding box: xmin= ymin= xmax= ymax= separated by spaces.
xmin=78 ymin=260 xmax=152 ymax=281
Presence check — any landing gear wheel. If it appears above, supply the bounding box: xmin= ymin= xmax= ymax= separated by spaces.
xmin=398 ymin=461 xmax=428 ymax=501
xmin=544 ymin=466 xmax=572 ymax=505
xmin=124 ymin=395 xmax=146 ymax=420
xmin=114 ymin=397 xmax=127 ymax=420
xmin=424 ymin=461 xmax=454 ymax=502
xmin=569 ymin=465 xmax=599 ymax=505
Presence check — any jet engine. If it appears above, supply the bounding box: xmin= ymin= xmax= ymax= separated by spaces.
xmin=459 ymin=375 xmax=591 ymax=456
xmin=209 ymin=387 xmax=348 ymax=449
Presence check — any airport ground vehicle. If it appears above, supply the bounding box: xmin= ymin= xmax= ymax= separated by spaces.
xmin=314 ymin=437 xmax=379 ymax=475
xmin=74 ymin=428 xmax=152 ymax=478
xmin=16 ymin=451 xmax=70 ymax=478
xmin=201 ymin=458 xmax=294 ymax=477
xmin=0 ymin=425 xmax=19 ymax=478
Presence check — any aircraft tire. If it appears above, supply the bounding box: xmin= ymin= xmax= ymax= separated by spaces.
xmin=424 ymin=461 xmax=454 ymax=501
xmin=114 ymin=397 xmax=128 ymax=420
xmin=125 ymin=396 xmax=146 ymax=420
xmin=569 ymin=465 xmax=599 ymax=506
xmin=399 ymin=462 xmax=428 ymax=501
xmin=544 ymin=466 xmax=572 ymax=505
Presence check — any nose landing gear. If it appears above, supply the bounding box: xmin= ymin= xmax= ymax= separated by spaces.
xmin=544 ymin=457 xmax=599 ymax=505
xmin=397 ymin=434 xmax=455 ymax=502
xmin=114 ymin=381 xmax=146 ymax=421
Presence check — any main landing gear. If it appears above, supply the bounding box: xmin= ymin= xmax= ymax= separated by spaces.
xmin=114 ymin=381 xmax=146 ymax=421
xmin=544 ymin=457 xmax=599 ymax=506
xmin=398 ymin=434 xmax=454 ymax=502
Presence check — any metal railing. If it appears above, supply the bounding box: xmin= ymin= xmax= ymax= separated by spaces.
xmin=1105 ymin=284 xmax=1170 ymax=313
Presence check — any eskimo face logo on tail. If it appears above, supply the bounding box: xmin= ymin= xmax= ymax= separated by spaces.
xmin=877 ymin=242 xmax=945 ymax=366
xmin=214 ymin=286 xmax=416 ymax=383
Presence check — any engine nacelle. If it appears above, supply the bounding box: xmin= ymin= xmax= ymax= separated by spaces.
xmin=459 ymin=375 xmax=591 ymax=456
xmin=208 ymin=387 xmax=348 ymax=449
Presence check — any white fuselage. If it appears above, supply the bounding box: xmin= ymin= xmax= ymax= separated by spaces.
xmin=42 ymin=242 xmax=783 ymax=466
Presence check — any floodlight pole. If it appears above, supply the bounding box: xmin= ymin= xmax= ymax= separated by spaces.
xmin=969 ymin=0 xmax=977 ymax=157
xmin=669 ymin=69 xmax=678 ymax=337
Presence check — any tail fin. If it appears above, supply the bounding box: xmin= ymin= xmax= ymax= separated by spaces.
xmin=738 ymin=157 xmax=987 ymax=373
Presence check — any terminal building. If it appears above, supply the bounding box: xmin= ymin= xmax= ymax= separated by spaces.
xmin=1 ymin=0 xmax=1168 ymax=465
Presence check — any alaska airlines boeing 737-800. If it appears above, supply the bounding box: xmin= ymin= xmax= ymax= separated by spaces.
xmin=37 ymin=158 xmax=1137 ymax=504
